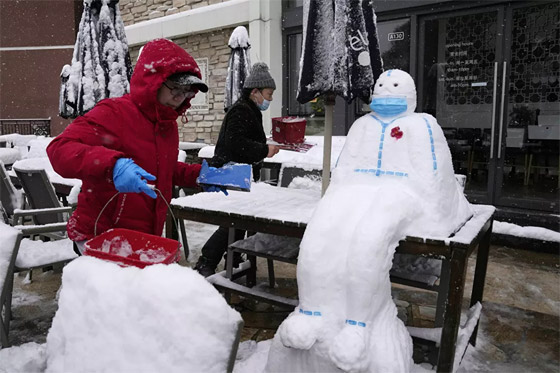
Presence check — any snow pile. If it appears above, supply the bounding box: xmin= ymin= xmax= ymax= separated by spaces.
xmin=0 ymin=148 xmax=21 ymax=165
xmin=24 ymin=137 xmax=53 ymax=159
xmin=0 ymin=134 xmax=37 ymax=149
xmin=46 ymin=257 xmax=242 ymax=372
xmin=228 ymin=25 xmax=250 ymax=49
xmin=0 ymin=342 xmax=47 ymax=372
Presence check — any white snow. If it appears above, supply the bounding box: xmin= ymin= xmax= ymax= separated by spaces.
xmin=228 ymin=25 xmax=250 ymax=49
xmin=0 ymin=342 xmax=47 ymax=372
xmin=173 ymin=182 xmax=320 ymax=224
xmin=25 ymin=137 xmax=53 ymax=159
xmin=15 ymin=238 xmax=77 ymax=269
xmin=45 ymin=257 xmax=242 ymax=372
xmin=494 ymin=221 xmax=560 ymax=243
xmin=0 ymin=148 xmax=21 ymax=165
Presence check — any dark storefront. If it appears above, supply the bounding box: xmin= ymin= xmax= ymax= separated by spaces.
xmin=282 ymin=0 xmax=559 ymax=229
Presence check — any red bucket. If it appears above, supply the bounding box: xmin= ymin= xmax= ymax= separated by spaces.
xmin=84 ymin=228 xmax=181 ymax=269
xmin=272 ymin=117 xmax=306 ymax=144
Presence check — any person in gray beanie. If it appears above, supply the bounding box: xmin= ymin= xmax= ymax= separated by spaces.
xmin=195 ymin=62 xmax=280 ymax=277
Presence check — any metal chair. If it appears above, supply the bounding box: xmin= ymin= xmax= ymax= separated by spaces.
xmin=278 ymin=164 xmax=322 ymax=188
xmin=10 ymin=167 xmax=77 ymax=280
xmin=0 ymin=161 xmax=24 ymax=225
xmin=11 ymin=167 xmax=72 ymax=240
xmin=0 ymin=223 xmax=21 ymax=348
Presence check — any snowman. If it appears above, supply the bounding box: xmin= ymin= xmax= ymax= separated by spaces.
xmin=265 ymin=69 xmax=473 ymax=372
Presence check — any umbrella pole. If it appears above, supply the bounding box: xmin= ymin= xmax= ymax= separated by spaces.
xmin=321 ymin=94 xmax=335 ymax=196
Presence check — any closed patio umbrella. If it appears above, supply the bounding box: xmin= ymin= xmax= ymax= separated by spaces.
xmin=59 ymin=0 xmax=132 ymax=119
xmin=224 ymin=26 xmax=251 ymax=111
xmin=297 ymin=0 xmax=383 ymax=194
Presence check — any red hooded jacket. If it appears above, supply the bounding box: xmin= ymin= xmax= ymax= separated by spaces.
xmin=47 ymin=39 xmax=202 ymax=241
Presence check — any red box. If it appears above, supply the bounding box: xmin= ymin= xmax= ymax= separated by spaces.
xmin=272 ymin=117 xmax=306 ymax=144
xmin=84 ymin=228 xmax=181 ymax=268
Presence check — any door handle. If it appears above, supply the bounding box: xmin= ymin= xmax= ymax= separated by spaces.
xmin=490 ymin=62 xmax=499 ymax=159
xmin=498 ymin=61 xmax=507 ymax=159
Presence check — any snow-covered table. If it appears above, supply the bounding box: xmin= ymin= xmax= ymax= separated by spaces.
xmin=0 ymin=148 xmax=22 ymax=167
xmin=168 ymin=184 xmax=495 ymax=372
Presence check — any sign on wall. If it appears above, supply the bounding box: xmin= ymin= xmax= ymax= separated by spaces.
xmin=190 ymin=57 xmax=209 ymax=112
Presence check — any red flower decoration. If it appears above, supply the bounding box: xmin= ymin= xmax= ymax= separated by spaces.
xmin=391 ymin=126 xmax=403 ymax=140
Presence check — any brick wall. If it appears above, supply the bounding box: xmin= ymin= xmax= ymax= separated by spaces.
xmin=120 ymin=0 xmax=229 ymax=26
xmin=129 ymin=26 xmax=236 ymax=144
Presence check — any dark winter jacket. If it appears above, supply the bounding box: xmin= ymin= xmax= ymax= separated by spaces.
xmin=47 ymin=39 xmax=202 ymax=241
xmin=210 ymin=96 xmax=269 ymax=181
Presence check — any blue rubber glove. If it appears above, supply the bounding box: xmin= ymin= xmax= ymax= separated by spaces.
xmin=113 ymin=158 xmax=157 ymax=199
xmin=201 ymin=184 xmax=228 ymax=196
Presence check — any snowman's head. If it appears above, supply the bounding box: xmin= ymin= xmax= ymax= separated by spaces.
xmin=370 ymin=69 xmax=417 ymax=117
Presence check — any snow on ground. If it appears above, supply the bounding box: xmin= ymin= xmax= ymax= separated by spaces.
xmin=1 ymin=219 xmax=558 ymax=372
xmin=494 ymin=220 xmax=560 ymax=242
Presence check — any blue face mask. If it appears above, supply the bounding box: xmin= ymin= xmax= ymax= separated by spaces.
xmin=257 ymin=91 xmax=271 ymax=111
xmin=258 ymin=99 xmax=271 ymax=111
xmin=370 ymin=96 xmax=407 ymax=117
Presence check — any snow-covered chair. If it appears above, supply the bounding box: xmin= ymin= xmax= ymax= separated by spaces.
xmin=11 ymin=167 xmax=72 ymax=241
xmin=0 ymin=162 xmax=24 ymax=225
xmin=14 ymin=238 xmax=77 ymax=278
xmin=10 ymin=167 xmax=77 ymax=280
xmin=0 ymin=223 xmax=21 ymax=348
xmin=277 ymin=164 xmax=322 ymax=188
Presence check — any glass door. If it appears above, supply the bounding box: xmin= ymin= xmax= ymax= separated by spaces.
xmin=419 ymin=7 xmax=505 ymax=204
xmin=495 ymin=2 xmax=559 ymax=212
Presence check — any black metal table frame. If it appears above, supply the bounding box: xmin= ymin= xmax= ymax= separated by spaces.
xmin=166 ymin=204 xmax=493 ymax=373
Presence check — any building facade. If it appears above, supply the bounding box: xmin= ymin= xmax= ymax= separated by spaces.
xmin=0 ymin=0 xmax=82 ymax=135
xmin=282 ymin=0 xmax=559 ymax=226
xmin=0 ymin=0 xmax=557 ymax=226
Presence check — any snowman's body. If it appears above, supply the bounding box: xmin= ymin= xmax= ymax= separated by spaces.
xmin=265 ymin=70 xmax=472 ymax=373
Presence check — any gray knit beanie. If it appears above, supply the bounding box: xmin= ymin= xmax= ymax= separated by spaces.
xmin=243 ymin=62 xmax=276 ymax=89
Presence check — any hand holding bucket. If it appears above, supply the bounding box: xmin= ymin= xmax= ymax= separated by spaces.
xmin=113 ymin=158 xmax=157 ymax=198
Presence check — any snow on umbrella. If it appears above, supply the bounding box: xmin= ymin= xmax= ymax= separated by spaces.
xmin=59 ymin=0 xmax=132 ymax=119
xmin=224 ymin=26 xmax=251 ymax=111
xmin=297 ymin=0 xmax=383 ymax=194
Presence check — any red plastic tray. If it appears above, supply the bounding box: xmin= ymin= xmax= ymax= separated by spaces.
xmin=84 ymin=228 xmax=180 ymax=268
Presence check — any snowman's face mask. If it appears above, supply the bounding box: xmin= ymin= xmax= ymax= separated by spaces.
xmin=369 ymin=95 xmax=408 ymax=117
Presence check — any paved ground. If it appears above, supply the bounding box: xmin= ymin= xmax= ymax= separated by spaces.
xmin=8 ymin=244 xmax=560 ymax=372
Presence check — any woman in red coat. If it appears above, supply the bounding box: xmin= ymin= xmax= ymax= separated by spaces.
xmin=47 ymin=39 xmax=207 ymax=252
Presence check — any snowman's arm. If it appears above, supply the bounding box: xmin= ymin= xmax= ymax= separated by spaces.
xmin=335 ymin=115 xmax=370 ymax=167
